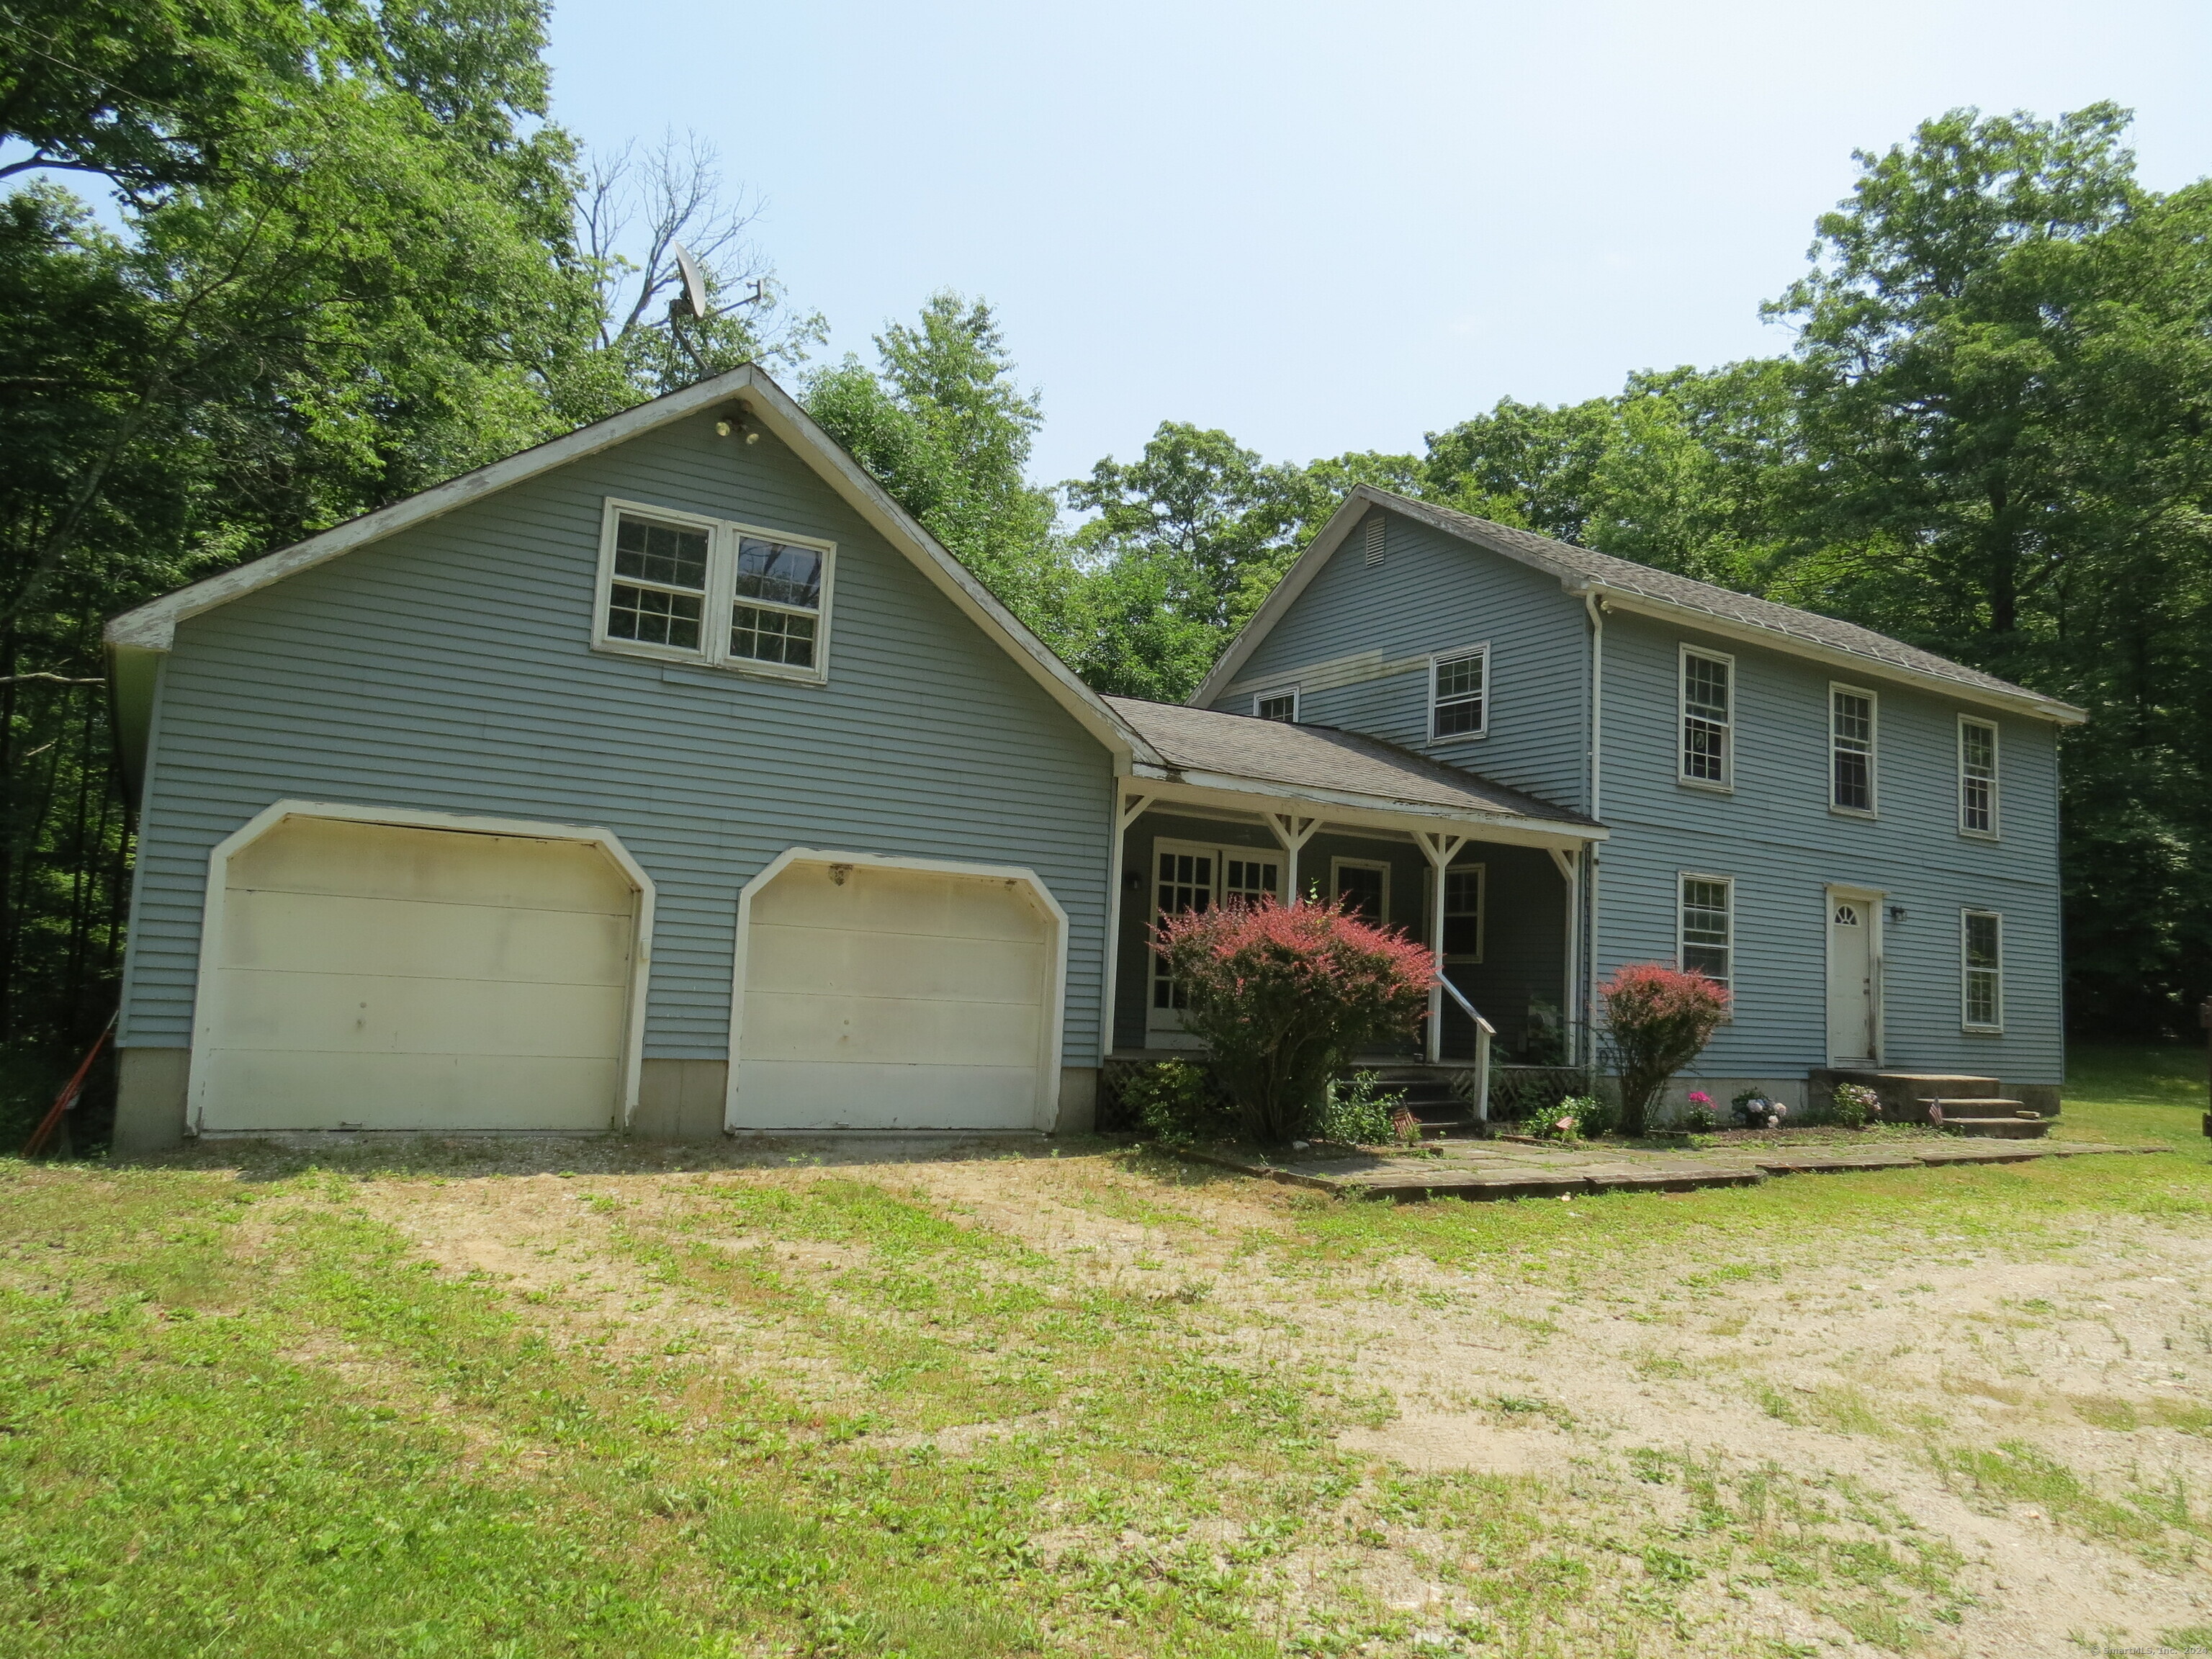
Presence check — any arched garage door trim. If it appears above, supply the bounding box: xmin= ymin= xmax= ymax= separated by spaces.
xmin=724 ymin=848 xmax=1070 ymax=1133
xmin=188 ymin=799 xmax=655 ymax=1133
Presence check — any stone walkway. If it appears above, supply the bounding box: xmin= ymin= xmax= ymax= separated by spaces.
xmin=1174 ymin=1133 xmax=2164 ymax=1201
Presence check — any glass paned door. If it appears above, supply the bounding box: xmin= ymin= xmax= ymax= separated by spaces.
xmin=1148 ymin=840 xmax=1278 ymax=1037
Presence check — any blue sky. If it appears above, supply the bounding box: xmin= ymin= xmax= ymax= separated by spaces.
xmin=549 ymin=0 xmax=2211 ymax=486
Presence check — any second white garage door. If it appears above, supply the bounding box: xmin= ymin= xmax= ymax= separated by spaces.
xmin=731 ymin=857 xmax=1061 ymax=1130
xmin=195 ymin=813 xmax=642 ymax=1133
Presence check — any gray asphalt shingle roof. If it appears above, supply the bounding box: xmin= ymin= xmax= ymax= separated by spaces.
xmin=1105 ymin=696 xmax=1596 ymax=827
xmin=1370 ymin=490 xmax=2080 ymax=716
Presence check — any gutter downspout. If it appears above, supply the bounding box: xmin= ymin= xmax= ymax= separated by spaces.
xmin=1582 ymin=589 xmax=1606 ymax=1071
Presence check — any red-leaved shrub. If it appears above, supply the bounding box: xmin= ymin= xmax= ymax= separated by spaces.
xmin=1155 ymin=896 xmax=1434 ymax=1143
xmin=1600 ymin=963 xmax=1730 ymax=1137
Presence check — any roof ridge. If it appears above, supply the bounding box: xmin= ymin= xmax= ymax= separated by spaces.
xmin=1352 ymin=486 xmax=2080 ymax=719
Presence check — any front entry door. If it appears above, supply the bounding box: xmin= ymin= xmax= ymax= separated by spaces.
xmin=1825 ymin=889 xmax=1881 ymax=1066
xmin=1147 ymin=840 xmax=1279 ymax=1041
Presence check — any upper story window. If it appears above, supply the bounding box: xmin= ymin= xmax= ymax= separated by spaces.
xmin=594 ymin=500 xmax=834 ymax=682
xmin=1429 ymin=646 xmax=1488 ymax=740
xmin=1830 ymin=685 xmax=1877 ymax=814
xmin=1959 ymin=716 xmax=2000 ymax=837
xmin=1678 ymin=647 xmax=1732 ymax=788
xmin=1678 ymin=873 xmax=1733 ymax=994
xmin=1254 ymin=688 xmax=1298 ymax=721
xmin=1961 ymin=909 xmax=2003 ymax=1031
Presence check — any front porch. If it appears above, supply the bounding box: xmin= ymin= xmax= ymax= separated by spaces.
xmin=1097 ymin=698 xmax=1608 ymax=1120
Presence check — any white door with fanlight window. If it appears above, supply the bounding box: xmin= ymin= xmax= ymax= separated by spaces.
xmin=1825 ymin=887 xmax=1883 ymax=1066
xmin=1146 ymin=839 xmax=1280 ymax=1043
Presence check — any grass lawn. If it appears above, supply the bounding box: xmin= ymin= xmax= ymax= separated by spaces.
xmin=1 ymin=1051 xmax=2208 ymax=1656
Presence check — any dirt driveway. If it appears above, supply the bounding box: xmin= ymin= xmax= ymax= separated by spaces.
xmin=225 ymin=1128 xmax=2212 ymax=1656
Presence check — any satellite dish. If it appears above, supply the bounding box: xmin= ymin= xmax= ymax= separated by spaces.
xmin=672 ymin=241 xmax=708 ymax=321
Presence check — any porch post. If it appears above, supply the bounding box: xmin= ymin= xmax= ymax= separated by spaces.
xmin=1096 ymin=790 xmax=1155 ymax=1060
xmin=1414 ymin=830 xmax=1469 ymax=1064
xmin=1547 ymin=848 xmax=1580 ymax=1066
xmin=1266 ymin=812 xmax=1319 ymax=906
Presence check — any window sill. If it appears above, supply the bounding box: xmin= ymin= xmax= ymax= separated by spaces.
xmin=1827 ymin=806 xmax=1879 ymax=821
xmin=1958 ymin=829 xmax=2002 ymax=843
xmin=590 ymin=642 xmax=827 ymax=687
xmin=1426 ymin=731 xmax=1489 ymax=747
xmin=657 ymin=660 xmax=827 ymax=690
xmin=1961 ymin=1024 xmax=2005 ymax=1037
xmin=1676 ymin=776 xmax=1733 ymax=795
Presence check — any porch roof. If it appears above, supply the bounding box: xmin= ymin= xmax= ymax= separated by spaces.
xmin=1106 ymin=697 xmax=1601 ymax=834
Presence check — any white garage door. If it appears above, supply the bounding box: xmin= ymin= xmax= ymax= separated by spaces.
xmin=732 ymin=859 xmax=1057 ymax=1130
xmin=197 ymin=816 xmax=639 ymax=1132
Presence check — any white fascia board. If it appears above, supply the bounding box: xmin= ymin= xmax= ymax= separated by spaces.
xmin=1583 ymin=588 xmax=2088 ymax=726
xmin=1130 ymin=765 xmax=1606 ymax=844
xmin=106 ymin=369 xmax=765 ymax=651
xmin=1191 ymin=488 xmax=1380 ymax=705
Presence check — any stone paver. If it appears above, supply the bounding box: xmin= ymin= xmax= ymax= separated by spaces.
xmin=1174 ymin=1134 xmax=2162 ymax=1201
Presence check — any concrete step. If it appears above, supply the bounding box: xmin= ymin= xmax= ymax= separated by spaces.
xmin=1927 ymin=1098 xmax=2049 ymax=1138
xmin=1817 ymin=1069 xmax=2001 ymax=1125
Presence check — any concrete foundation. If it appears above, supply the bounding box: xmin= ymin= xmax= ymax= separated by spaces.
xmin=111 ymin=1046 xmax=191 ymax=1154
xmin=629 ymin=1058 xmax=729 ymax=1141
xmin=1055 ymin=1066 xmax=1098 ymax=1136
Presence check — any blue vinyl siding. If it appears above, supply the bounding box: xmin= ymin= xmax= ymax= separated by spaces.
xmin=1210 ymin=509 xmax=1591 ymax=811
xmin=1593 ymin=611 xmax=2064 ymax=1086
xmin=120 ymin=410 xmax=1115 ymax=1060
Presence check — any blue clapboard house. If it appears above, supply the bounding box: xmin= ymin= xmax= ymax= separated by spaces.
xmin=102 ymin=369 xmax=2082 ymax=1148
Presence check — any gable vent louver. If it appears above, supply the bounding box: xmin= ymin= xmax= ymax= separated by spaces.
xmin=1364 ymin=516 xmax=1385 ymax=567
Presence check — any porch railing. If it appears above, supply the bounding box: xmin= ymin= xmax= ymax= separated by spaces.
xmin=1434 ymin=977 xmax=1493 ymax=1123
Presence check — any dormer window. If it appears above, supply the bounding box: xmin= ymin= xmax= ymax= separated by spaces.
xmin=595 ymin=500 xmax=834 ymax=682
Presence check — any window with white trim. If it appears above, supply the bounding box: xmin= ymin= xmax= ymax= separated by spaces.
xmin=1254 ymin=688 xmax=1298 ymax=721
xmin=594 ymin=500 xmax=834 ymax=680
xmin=1678 ymin=874 xmax=1732 ymax=992
xmin=1959 ymin=716 xmax=1999 ymax=837
xmin=1430 ymin=647 xmax=1488 ymax=739
xmin=1442 ymin=865 xmax=1485 ymax=963
xmin=1961 ymin=909 xmax=2002 ymax=1030
xmin=1830 ymin=685 xmax=1876 ymax=813
xmin=1679 ymin=648 xmax=1732 ymax=787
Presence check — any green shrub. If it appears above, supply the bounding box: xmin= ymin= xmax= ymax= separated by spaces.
xmin=1120 ymin=1061 xmax=1225 ymax=1146
xmin=1318 ymin=1071 xmax=1403 ymax=1146
xmin=1832 ymin=1082 xmax=1881 ymax=1128
xmin=1541 ymin=1094 xmax=1609 ymax=1141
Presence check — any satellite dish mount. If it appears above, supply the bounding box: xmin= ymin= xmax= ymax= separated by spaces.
xmin=667 ymin=241 xmax=765 ymax=378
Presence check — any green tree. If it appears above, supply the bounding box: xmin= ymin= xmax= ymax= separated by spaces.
xmin=0 ymin=0 xmax=617 ymax=1121
xmin=1768 ymin=105 xmax=2212 ymax=1035
xmin=804 ymin=292 xmax=1071 ymax=639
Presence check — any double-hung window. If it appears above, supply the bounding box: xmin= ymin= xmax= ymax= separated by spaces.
xmin=1254 ymin=688 xmax=1298 ymax=721
xmin=1961 ymin=910 xmax=2003 ymax=1031
xmin=1429 ymin=647 xmax=1488 ymax=740
xmin=1679 ymin=647 xmax=1732 ymax=787
xmin=1442 ymin=866 xmax=1485 ymax=963
xmin=1959 ymin=717 xmax=2000 ymax=837
xmin=1830 ymin=685 xmax=1877 ymax=814
xmin=595 ymin=500 xmax=834 ymax=681
xmin=1678 ymin=874 xmax=1733 ymax=994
